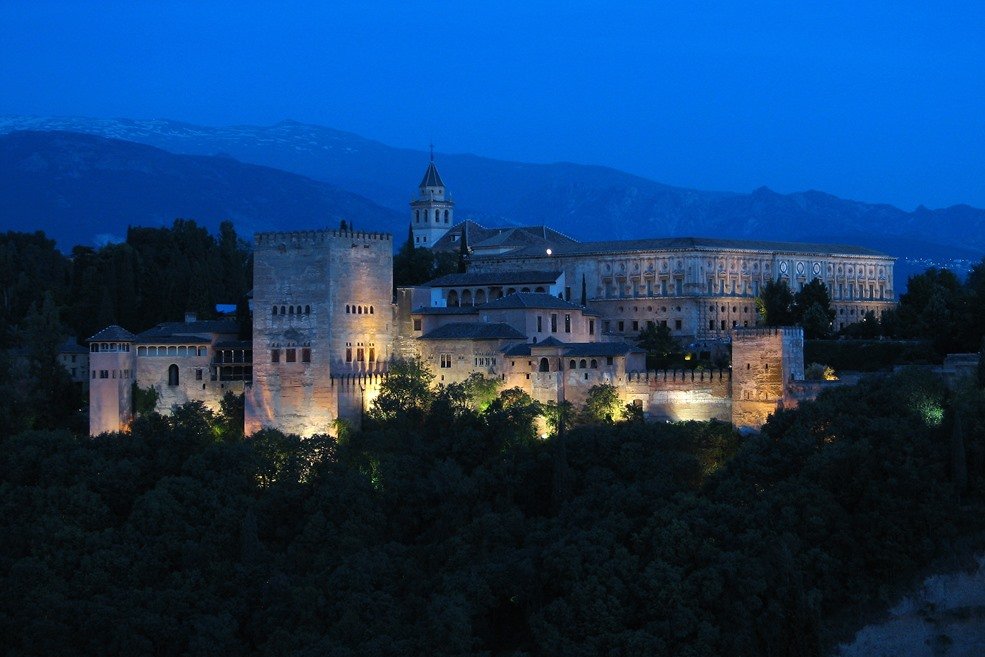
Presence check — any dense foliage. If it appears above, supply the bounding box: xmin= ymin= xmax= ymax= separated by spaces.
xmin=0 ymin=220 xmax=252 ymax=348
xmin=2 ymin=367 xmax=983 ymax=656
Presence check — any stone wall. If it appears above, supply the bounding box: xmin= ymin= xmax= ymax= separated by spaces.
xmin=731 ymin=327 xmax=804 ymax=430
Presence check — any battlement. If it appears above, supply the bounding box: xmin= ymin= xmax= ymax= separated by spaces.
xmin=255 ymin=229 xmax=393 ymax=247
xmin=731 ymin=326 xmax=803 ymax=339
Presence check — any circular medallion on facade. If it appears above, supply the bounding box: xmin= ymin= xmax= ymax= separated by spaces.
xmin=796 ymin=261 xmax=805 ymax=275
xmin=779 ymin=261 xmax=788 ymax=274
xmin=812 ymin=262 xmax=821 ymax=276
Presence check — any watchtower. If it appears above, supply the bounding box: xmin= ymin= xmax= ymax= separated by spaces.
xmin=88 ymin=325 xmax=136 ymax=435
xmin=731 ymin=326 xmax=805 ymax=430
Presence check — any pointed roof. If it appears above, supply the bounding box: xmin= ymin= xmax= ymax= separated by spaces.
xmin=419 ymin=160 xmax=445 ymax=189
xmin=87 ymin=325 xmax=136 ymax=342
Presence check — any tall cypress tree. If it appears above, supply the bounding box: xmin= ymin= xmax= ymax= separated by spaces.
xmin=457 ymin=224 xmax=470 ymax=274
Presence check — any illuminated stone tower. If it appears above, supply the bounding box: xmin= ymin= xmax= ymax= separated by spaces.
xmin=730 ymin=326 xmax=805 ymax=430
xmin=87 ymin=325 xmax=135 ymax=435
xmin=410 ymin=151 xmax=454 ymax=248
xmin=245 ymin=226 xmax=393 ymax=436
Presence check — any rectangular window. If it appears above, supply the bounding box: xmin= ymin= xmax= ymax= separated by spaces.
xmin=368 ymin=348 xmax=375 ymax=362
xmin=589 ymin=319 xmax=595 ymax=335
xmin=286 ymin=348 xmax=297 ymax=363
xmin=356 ymin=348 xmax=364 ymax=362
xmin=603 ymin=321 xmax=610 ymax=333
xmin=537 ymin=316 xmax=543 ymax=332
xmin=100 ymin=370 xmax=109 ymax=379
xmin=440 ymin=354 xmax=452 ymax=368
xmin=302 ymin=348 xmax=311 ymax=363
xmin=271 ymin=349 xmax=280 ymax=363
xmin=564 ymin=314 xmax=571 ymax=333
xmin=709 ymin=319 xmax=715 ymax=330
xmin=631 ymin=320 xmax=639 ymax=331
xmin=195 ymin=369 xmax=203 ymax=381
xmin=413 ymin=319 xmax=422 ymax=331
xmin=551 ymin=314 xmax=557 ymax=332
xmin=346 ymin=348 xmax=352 ymax=362
xmin=606 ymin=357 xmax=614 ymax=366
xmin=617 ymin=321 xmax=624 ymax=332
xmin=675 ymin=319 xmax=682 ymax=330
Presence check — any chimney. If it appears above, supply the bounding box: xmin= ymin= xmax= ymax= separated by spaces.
xmin=185 ymin=312 xmax=197 ymax=324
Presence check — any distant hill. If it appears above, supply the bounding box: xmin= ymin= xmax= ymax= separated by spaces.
xmin=0 ymin=130 xmax=400 ymax=248
xmin=1 ymin=116 xmax=983 ymax=287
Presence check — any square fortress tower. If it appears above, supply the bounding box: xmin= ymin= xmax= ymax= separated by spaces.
xmin=246 ymin=228 xmax=393 ymax=436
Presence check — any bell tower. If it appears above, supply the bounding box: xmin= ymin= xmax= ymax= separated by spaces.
xmin=410 ymin=148 xmax=454 ymax=248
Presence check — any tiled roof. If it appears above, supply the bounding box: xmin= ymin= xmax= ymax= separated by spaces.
xmin=502 ymin=340 xmax=642 ymax=357
xmin=59 ymin=338 xmax=89 ymax=354
xmin=412 ymin=306 xmax=479 ymax=316
xmin=420 ymin=322 xmax=527 ymax=340
xmin=137 ymin=319 xmax=239 ymax=340
xmin=534 ymin=337 xmax=567 ymax=347
xmin=481 ymin=292 xmax=586 ymax=311
xmin=477 ymin=236 xmax=888 ymax=259
xmin=134 ymin=335 xmax=212 ymax=345
xmin=425 ymin=270 xmax=562 ymax=288
xmin=430 ymin=221 xmax=579 ymax=253
xmin=419 ymin=161 xmax=445 ymax=188
xmin=87 ymin=325 xmax=136 ymax=342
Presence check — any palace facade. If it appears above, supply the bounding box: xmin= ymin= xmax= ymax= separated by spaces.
xmin=89 ymin=160 xmax=895 ymax=437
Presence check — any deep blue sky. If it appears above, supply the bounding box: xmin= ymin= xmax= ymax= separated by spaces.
xmin=1 ymin=1 xmax=982 ymax=210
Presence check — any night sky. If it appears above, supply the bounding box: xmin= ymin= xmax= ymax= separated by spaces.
xmin=1 ymin=1 xmax=982 ymax=210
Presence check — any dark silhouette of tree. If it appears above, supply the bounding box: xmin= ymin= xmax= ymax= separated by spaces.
xmin=757 ymin=278 xmax=795 ymax=326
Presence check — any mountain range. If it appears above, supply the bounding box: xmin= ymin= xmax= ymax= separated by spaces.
xmin=1 ymin=115 xmax=982 ymax=287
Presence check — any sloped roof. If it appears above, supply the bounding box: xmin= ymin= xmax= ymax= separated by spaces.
xmin=430 ymin=220 xmax=579 ymax=254
xmin=502 ymin=340 xmax=642 ymax=357
xmin=420 ymin=322 xmax=527 ymax=340
xmin=215 ymin=340 xmax=253 ymax=350
xmin=59 ymin=338 xmax=89 ymax=354
xmin=419 ymin=161 xmax=445 ymax=188
xmin=412 ymin=306 xmax=479 ymax=316
xmin=87 ymin=325 xmax=136 ymax=342
xmin=425 ymin=270 xmax=562 ymax=288
xmin=137 ymin=319 xmax=239 ymax=341
xmin=481 ymin=292 xmax=585 ymax=311
xmin=481 ymin=236 xmax=888 ymax=259
xmin=134 ymin=334 xmax=212 ymax=345
xmin=534 ymin=337 xmax=567 ymax=347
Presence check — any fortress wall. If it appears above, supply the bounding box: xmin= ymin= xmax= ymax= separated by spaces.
xmin=731 ymin=327 xmax=803 ymax=429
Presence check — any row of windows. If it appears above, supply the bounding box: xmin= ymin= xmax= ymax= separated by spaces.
xmin=91 ymin=342 xmax=130 ymax=352
xmin=414 ymin=209 xmax=450 ymax=223
xmin=533 ymin=356 xmax=612 ymax=372
xmin=345 ymin=305 xmax=374 ymax=315
xmin=137 ymin=345 xmax=208 ymax=357
xmin=474 ymin=357 xmax=497 ymax=367
xmin=605 ymin=319 xmax=683 ymax=333
xmin=346 ymin=347 xmax=376 ymax=363
xmin=272 ymin=305 xmax=311 ymax=316
xmin=271 ymin=348 xmax=312 ymax=363
xmin=93 ymin=368 xmax=130 ymax=379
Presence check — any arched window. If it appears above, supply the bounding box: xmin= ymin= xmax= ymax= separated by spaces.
xmin=447 ymin=290 xmax=459 ymax=307
xmin=168 ymin=364 xmax=179 ymax=386
xmin=535 ymin=287 xmax=545 ymax=293
xmin=444 ymin=210 xmax=449 ymax=223
xmin=415 ymin=210 xmax=419 ymax=222
xmin=475 ymin=289 xmax=486 ymax=304
xmin=538 ymin=358 xmax=550 ymax=372
xmin=346 ymin=305 xmax=350 ymax=313
xmin=281 ymin=306 xmax=286 ymax=315
xmin=357 ymin=306 xmax=362 ymax=314
xmin=590 ymin=359 xmax=598 ymax=369
xmin=370 ymin=306 xmax=374 ymax=314
xmin=272 ymin=306 xmax=277 ymax=315
xmin=296 ymin=306 xmax=302 ymax=315
xmin=305 ymin=305 xmax=310 ymax=315
xmin=461 ymin=289 xmax=473 ymax=306
xmin=289 ymin=306 xmax=294 ymax=315
xmin=520 ymin=287 xmax=531 ymax=293
xmin=579 ymin=359 xmax=587 ymax=369
xmin=569 ymin=360 xmax=577 ymax=370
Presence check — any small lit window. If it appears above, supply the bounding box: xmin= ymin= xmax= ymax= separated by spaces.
xmin=286 ymin=349 xmax=296 ymax=363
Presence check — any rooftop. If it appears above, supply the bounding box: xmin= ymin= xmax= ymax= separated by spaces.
xmin=87 ymin=325 xmax=136 ymax=342
xmin=503 ymin=339 xmax=643 ymax=357
xmin=478 ymin=236 xmax=889 ymax=259
xmin=420 ymin=322 xmax=527 ymax=341
xmin=425 ymin=270 xmax=562 ymax=288
xmin=137 ymin=319 xmax=240 ymax=340
xmin=430 ymin=220 xmax=579 ymax=254
xmin=481 ymin=292 xmax=589 ymax=311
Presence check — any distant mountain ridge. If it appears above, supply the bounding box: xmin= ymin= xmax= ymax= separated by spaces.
xmin=1 ymin=115 xmax=983 ymax=284
xmin=0 ymin=130 xmax=400 ymax=248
